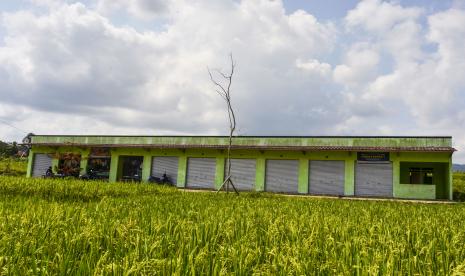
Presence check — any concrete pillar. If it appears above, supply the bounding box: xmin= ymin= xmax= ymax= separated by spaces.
xmin=392 ymin=159 xmax=400 ymax=198
xmin=142 ymin=154 xmax=152 ymax=182
xmin=177 ymin=156 xmax=187 ymax=188
xmin=298 ymin=158 xmax=309 ymax=194
xmin=79 ymin=149 xmax=90 ymax=177
xmin=449 ymin=156 xmax=453 ymax=200
xmin=215 ymin=157 xmax=225 ymax=190
xmin=26 ymin=149 xmax=34 ymax=178
xmin=255 ymin=157 xmax=266 ymax=191
xmin=344 ymin=159 xmax=355 ymax=196
xmin=109 ymin=153 xmax=119 ymax=183
xmin=52 ymin=157 xmax=59 ymax=174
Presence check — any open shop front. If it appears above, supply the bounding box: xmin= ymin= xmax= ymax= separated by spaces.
xmin=118 ymin=156 xmax=143 ymax=182
xmin=56 ymin=153 xmax=81 ymax=177
xmin=399 ymin=162 xmax=449 ymax=199
xmin=85 ymin=148 xmax=111 ymax=180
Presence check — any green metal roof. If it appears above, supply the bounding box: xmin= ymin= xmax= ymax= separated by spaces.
xmin=29 ymin=135 xmax=454 ymax=152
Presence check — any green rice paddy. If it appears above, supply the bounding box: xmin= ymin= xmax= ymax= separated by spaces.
xmin=1 ymin=175 xmax=465 ymax=274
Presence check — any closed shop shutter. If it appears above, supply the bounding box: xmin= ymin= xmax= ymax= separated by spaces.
xmin=186 ymin=158 xmax=216 ymax=189
xmin=32 ymin=153 xmax=52 ymax=177
xmin=355 ymin=162 xmax=393 ymax=197
xmin=309 ymin=161 xmax=345 ymax=196
xmin=226 ymin=159 xmax=256 ymax=191
xmin=265 ymin=159 xmax=299 ymax=193
xmin=151 ymin=157 xmax=179 ymax=184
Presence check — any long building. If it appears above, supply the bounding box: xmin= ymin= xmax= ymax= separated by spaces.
xmin=26 ymin=135 xmax=455 ymax=200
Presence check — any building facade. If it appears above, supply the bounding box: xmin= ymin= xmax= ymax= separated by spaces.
xmin=27 ymin=135 xmax=455 ymax=200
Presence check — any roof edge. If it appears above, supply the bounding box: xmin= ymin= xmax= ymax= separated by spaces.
xmin=30 ymin=134 xmax=454 ymax=139
xmin=29 ymin=143 xmax=457 ymax=152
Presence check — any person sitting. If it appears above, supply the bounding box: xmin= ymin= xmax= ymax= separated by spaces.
xmin=45 ymin=166 xmax=53 ymax=177
xmin=162 ymin=172 xmax=168 ymax=183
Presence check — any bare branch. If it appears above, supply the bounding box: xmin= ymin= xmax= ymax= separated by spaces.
xmin=214 ymin=69 xmax=230 ymax=80
xmin=214 ymin=90 xmax=227 ymax=101
xmin=207 ymin=67 xmax=228 ymax=95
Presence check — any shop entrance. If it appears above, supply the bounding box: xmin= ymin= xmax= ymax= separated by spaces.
xmin=119 ymin=156 xmax=143 ymax=182
xmin=86 ymin=148 xmax=111 ymax=180
xmin=57 ymin=153 xmax=82 ymax=177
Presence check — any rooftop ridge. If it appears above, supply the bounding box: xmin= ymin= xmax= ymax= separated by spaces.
xmin=31 ymin=135 xmax=453 ymax=139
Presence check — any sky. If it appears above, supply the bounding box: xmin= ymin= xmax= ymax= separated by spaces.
xmin=0 ymin=0 xmax=464 ymax=162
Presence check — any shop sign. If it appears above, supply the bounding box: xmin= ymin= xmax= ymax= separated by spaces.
xmin=357 ymin=152 xmax=390 ymax=162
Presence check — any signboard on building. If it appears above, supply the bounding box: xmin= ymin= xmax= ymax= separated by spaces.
xmin=357 ymin=152 xmax=390 ymax=162
xmin=90 ymin=148 xmax=110 ymax=157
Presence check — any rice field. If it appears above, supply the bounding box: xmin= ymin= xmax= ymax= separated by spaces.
xmin=0 ymin=158 xmax=27 ymax=177
xmin=1 ymin=176 xmax=465 ymax=275
xmin=454 ymin=173 xmax=465 ymax=201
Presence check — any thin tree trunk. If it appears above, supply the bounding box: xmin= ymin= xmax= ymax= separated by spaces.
xmin=208 ymin=53 xmax=238 ymax=195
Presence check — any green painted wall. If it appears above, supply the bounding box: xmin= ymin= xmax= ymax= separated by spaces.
xmin=79 ymin=148 xmax=90 ymax=176
xmin=298 ymin=159 xmax=309 ymax=194
xmin=109 ymin=153 xmax=119 ymax=182
xmin=396 ymin=184 xmax=436 ymax=200
xmin=449 ymin=157 xmax=453 ymax=200
xmin=26 ymin=149 xmax=34 ymax=177
xmin=177 ymin=156 xmax=187 ymax=188
xmin=398 ymin=162 xmax=447 ymax=199
xmin=29 ymin=144 xmax=453 ymax=200
xmin=142 ymin=155 xmax=152 ymax=182
xmin=215 ymin=157 xmax=225 ymax=189
xmin=393 ymin=160 xmax=401 ymax=198
xmin=344 ymin=159 xmax=355 ymax=196
xmin=255 ymin=157 xmax=266 ymax=192
xmin=391 ymin=152 xmax=451 ymax=199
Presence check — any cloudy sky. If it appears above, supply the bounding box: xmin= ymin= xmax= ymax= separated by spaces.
xmin=0 ymin=0 xmax=464 ymax=161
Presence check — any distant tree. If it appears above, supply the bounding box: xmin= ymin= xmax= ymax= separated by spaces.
xmin=0 ymin=141 xmax=8 ymax=158
xmin=7 ymin=142 xmax=18 ymax=156
xmin=0 ymin=141 xmax=18 ymax=158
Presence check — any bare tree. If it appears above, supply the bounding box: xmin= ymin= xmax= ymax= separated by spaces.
xmin=208 ymin=53 xmax=239 ymax=195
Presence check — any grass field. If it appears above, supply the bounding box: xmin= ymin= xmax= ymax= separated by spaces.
xmin=1 ymin=176 xmax=465 ymax=274
xmin=1 ymin=159 xmax=465 ymax=274
xmin=454 ymin=173 xmax=465 ymax=201
xmin=0 ymin=158 xmax=27 ymax=177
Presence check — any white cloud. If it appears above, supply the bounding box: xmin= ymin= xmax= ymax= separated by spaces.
xmin=333 ymin=43 xmax=380 ymax=86
xmin=0 ymin=0 xmax=339 ymax=139
xmin=1 ymin=0 xmax=465 ymax=162
xmin=295 ymin=59 xmax=331 ymax=78
xmin=96 ymin=0 xmax=170 ymax=20
xmin=334 ymin=1 xmax=465 ymax=161
xmin=345 ymin=0 xmax=422 ymax=33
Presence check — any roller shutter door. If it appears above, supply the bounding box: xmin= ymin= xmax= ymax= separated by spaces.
xmin=355 ymin=162 xmax=393 ymax=197
xmin=151 ymin=157 xmax=178 ymax=184
xmin=186 ymin=158 xmax=216 ymax=189
xmin=265 ymin=160 xmax=299 ymax=193
xmin=32 ymin=153 xmax=52 ymax=177
xmin=309 ymin=161 xmax=345 ymax=196
xmin=226 ymin=159 xmax=256 ymax=191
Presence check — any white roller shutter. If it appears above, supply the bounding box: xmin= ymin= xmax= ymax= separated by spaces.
xmin=265 ymin=160 xmax=299 ymax=193
xmin=32 ymin=153 xmax=52 ymax=177
xmin=309 ymin=161 xmax=345 ymax=196
xmin=355 ymin=162 xmax=393 ymax=197
xmin=186 ymin=158 xmax=216 ymax=189
xmin=226 ymin=159 xmax=256 ymax=191
xmin=151 ymin=156 xmax=178 ymax=184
